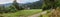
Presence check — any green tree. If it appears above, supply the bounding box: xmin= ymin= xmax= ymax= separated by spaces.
xmin=12 ymin=0 xmax=20 ymax=10
xmin=42 ymin=0 xmax=57 ymax=11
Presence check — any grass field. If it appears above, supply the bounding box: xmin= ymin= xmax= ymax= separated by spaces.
xmin=39 ymin=10 xmax=51 ymax=17
xmin=0 ymin=9 xmax=42 ymax=17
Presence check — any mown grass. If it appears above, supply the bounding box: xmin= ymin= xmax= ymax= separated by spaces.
xmin=0 ymin=9 xmax=42 ymax=17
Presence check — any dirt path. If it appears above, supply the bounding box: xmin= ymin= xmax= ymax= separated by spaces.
xmin=28 ymin=11 xmax=47 ymax=17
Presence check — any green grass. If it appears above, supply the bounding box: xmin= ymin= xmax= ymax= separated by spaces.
xmin=39 ymin=10 xmax=51 ymax=17
xmin=40 ymin=12 xmax=51 ymax=17
xmin=1 ymin=9 xmax=42 ymax=17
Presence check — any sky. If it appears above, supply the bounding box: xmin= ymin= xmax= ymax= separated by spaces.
xmin=0 ymin=0 xmax=39 ymax=4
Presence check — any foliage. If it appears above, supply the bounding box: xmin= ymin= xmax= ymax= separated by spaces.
xmin=56 ymin=0 xmax=60 ymax=7
xmin=12 ymin=0 xmax=20 ymax=10
xmin=0 ymin=5 xmax=17 ymax=13
xmin=8 ymin=5 xmax=17 ymax=12
xmin=42 ymin=0 xmax=58 ymax=11
xmin=4 ymin=7 xmax=15 ymax=13
xmin=0 ymin=0 xmax=25 ymax=13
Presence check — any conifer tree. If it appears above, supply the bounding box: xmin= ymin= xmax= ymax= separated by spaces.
xmin=12 ymin=0 xmax=20 ymax=10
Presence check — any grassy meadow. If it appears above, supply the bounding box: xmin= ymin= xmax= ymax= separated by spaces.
xmin=0 ymin=9 xmax=42 ymax=17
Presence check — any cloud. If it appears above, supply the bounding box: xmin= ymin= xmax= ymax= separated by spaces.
xmin=0 ymin=0 xmax=39 ymax=4
xmin=0 ymin=0 xmax=13 ymax=4
xmin=17 ymin=0 xmax=39 ymax=3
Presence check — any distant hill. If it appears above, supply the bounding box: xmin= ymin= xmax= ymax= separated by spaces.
xmin=0 ymin=3 xmax=24 ymax=8
xmin=0 ymin=0 xmax=43 ymax=9
xmin=21 ymin=0 xmax=43 ymax=9
xmin=0 ymin=3 xmax=12 ymax=8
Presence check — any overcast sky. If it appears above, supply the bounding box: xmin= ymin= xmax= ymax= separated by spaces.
xmin=0 ymin=0 xmax=39 ymax=4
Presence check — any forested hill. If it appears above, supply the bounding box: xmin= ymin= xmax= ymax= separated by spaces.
xmin=0 ymin=0 xmax=43 ymax=9
xmin=21 ymin=0 xmax=43 ymax=9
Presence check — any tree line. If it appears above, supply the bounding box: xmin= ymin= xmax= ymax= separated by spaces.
xmin=42 ymin=0 xmax=60 ymax=11
xmin=0 ymin=0 xmax=42 ymax=13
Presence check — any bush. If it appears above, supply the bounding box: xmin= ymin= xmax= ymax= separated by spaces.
xmin=0 ymin=6 xmax=17 ymax=13
xmin=42 ymin=5 xmax=51 ymax=11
